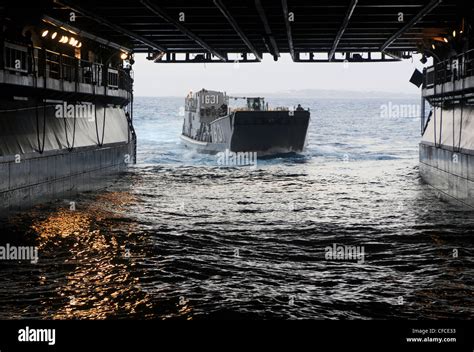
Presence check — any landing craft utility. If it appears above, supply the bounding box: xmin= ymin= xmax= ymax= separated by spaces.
xmin=180 ymin=89 xmax=310 ymax=156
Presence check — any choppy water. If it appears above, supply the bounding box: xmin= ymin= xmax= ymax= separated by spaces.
xmin=0 ymin=96 xmax=473 ymax=319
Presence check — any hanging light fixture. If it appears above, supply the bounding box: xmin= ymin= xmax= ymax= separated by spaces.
xmin=42 ymin=23 xmax=83 ymax=49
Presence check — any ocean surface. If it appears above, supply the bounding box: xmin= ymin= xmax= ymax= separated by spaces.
xmin=0 ymin=96 xmax=473 ymax=319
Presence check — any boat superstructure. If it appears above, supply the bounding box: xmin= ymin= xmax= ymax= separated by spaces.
xmin=180 ymin=89 xmax=310 ymax=156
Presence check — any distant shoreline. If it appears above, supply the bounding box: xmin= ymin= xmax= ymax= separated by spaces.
xmin=135 ymin=89 xmax=419 ymax=99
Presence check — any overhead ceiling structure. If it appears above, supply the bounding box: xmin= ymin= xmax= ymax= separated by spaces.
xmin=35 ymin=0 xmax=471 ymax=63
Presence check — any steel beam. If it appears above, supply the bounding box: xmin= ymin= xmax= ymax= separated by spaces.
xmin=295 ymin=52 xmax=400 ymax=63
xmin=328 ymin=0 xmax=358 ymax=61
xmin=255 ymin=0 xmax=280 ymax=60
xmin=54 ymin=0 xmax=167 ymax=52
xmin=140 ymin=0 xmax=226 ymax=61
xmin=379 ymin=0 xmax=442 ymax=51
xmin=149 ymin=52 xmax=259 ymax=64
xmin=213 ymin=0 xmax=262 ymax=61
xmin=281 ymin=0 xmax=295 ymax=61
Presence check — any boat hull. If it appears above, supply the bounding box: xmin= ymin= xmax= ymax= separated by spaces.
xmin=419 ymin=104 xmax=474 ymax=208
xmin=181 ymin=110 xmax=310 ymax=156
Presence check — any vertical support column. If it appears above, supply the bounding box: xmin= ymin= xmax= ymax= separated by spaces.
xmin=59 ymin=53 xmax=64 ymax=91
xmin=42 ymin=48 xmax=47 ymax=88
xmin=421 ymin=95 xmax=426 ymax=135
xmin=0 ymin=14 xmax=4 ymax=70
xmin=75 ymin=56 xmax=79 ymax=93
xmin=131 ymin=92 xmax=136 ymax=164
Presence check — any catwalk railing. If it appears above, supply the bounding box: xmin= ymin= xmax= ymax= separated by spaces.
xmin=421 ymin=49 xmax=474 ymax=135
xmin=423 ymin=49 xmax=474 ymax=89
xmin=1 ymin=41 xmax=133 ymax=94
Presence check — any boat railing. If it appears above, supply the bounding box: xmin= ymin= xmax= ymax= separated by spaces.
xmin=229 ymin=106 xmax=309 ymax=112
xmin=423 ymin=49 xmax=474 ymax=89
xmin=3 ymin=42 xmax=28 ymax=73
xmin=1 ymin=40 xmax=133 ymax=94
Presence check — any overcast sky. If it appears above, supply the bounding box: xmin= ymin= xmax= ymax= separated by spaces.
xmin=132 ymin=53 xmax=428 ymax=97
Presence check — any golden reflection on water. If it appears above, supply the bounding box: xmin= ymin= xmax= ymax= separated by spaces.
xmin=31 ymin=210 xmax=96 ymax=249
xmin=178 ymin=303 xmax=194 ymax=320
xmin=29 ymin=191 xmax=161 ymax=319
